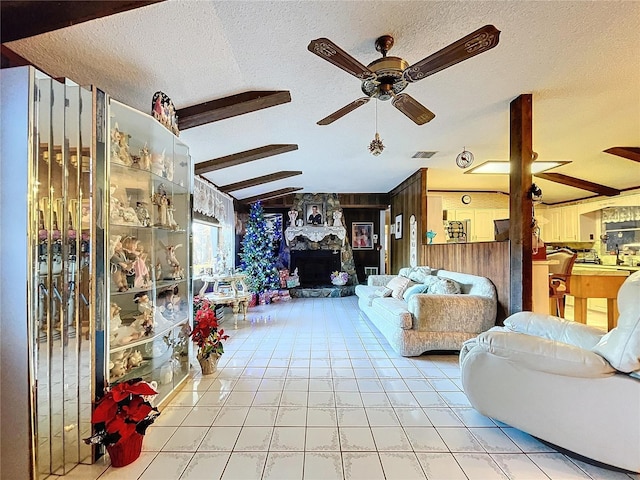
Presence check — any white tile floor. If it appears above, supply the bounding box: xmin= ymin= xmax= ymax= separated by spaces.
xmin=55 ymin=296 xmax=637 ymax=480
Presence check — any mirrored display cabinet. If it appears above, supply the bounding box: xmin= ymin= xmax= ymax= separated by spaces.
xmin=0 ymin=66 xmax=192 ymax=478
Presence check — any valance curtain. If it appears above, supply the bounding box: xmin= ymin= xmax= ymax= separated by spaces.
xmin=193 ymin=176 xmax=235 ymax=260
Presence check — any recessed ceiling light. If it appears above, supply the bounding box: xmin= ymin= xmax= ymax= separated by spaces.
xmin=464 ymin=160 xmax=571 ymax=174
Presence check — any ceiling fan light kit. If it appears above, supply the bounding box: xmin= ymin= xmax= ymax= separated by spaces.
xmin=369 ymin=133 xmax=385 ymax=156
xmin=307 ymin=25 xmax=501 ymax=126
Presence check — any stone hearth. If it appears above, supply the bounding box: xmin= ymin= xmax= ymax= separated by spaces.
xmin=290 ymin=285 xmax=355 ymax=298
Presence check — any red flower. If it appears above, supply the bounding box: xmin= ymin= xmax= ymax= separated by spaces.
xmin=85 ymin=379 xmax=160 ymax=446
xmin=190 ymin=297 xmax=229 ymax=358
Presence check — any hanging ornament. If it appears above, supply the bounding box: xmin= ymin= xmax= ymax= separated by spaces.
xmin=369 ymin=133 xmax=384 ymax=156
xmin=455 ymin=147 xmax=474 ymax=169
xmin=368 ymin=101 xmax=385 ymax=156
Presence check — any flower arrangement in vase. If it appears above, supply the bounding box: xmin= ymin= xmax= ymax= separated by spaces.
xmin=330 ymin=271 xmax=349 ymax=286
xmin=84 ymin=378 xmax=160 ymax=467
xmin=190 ymin=296 xmax=229 ymax=375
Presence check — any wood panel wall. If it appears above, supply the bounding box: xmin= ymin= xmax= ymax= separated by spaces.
xmin=420 ymin=241 xmax=510 ymax=324
xmin=259 ymin=192 xmax=390 ymax=209
xmin=389 ymin=169 xmax=427 ymax=273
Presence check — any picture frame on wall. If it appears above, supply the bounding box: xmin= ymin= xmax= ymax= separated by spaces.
xmin=352 ymin=222 xmax=374 ymax=249
xmin=305 ymin=203 xmax=324 ymax=225
xmin=395 ymin=214 xmax=403 ymax=239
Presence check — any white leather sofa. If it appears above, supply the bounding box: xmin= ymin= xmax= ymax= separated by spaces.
xmin=460 ymin=270 xmax=640 ymax=472
xmin=356 ymin=268 xmax=497 ymax=356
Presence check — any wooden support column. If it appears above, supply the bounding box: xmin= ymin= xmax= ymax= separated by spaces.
xmin=509 ymin=94 xmax=533 ymax=313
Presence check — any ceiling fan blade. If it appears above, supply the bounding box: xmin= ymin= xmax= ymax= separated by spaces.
xmin=403 ymin=25 xmax=501 ymax=83
xmin=391 ymin=94 xmax=435 ymax=125
xmin=308 ymin=38 xmax=376 ymax=81
xmin=317 ymin=97 xmax=370 ymax=125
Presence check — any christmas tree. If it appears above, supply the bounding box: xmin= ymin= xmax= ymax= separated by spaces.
xmin=239 ymin=202 xmax=280 ymax=294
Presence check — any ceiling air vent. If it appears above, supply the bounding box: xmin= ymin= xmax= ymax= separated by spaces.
xmin=412 ymin=151 xmax=437 ymax=159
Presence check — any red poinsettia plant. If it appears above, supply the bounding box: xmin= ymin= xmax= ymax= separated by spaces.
xmin=190 ymin=296 xmax=229 ymax=359
xmin=84 ymin=378 xmax=160 ymax=447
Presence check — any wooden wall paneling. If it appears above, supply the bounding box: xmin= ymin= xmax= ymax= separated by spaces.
xmin=421 ymin=242 xmax=510 ymax=324
xmin=388 ymin=169 xmax=427 ymax=273
xmin=343 ymin=208 xmax=382 ymax=283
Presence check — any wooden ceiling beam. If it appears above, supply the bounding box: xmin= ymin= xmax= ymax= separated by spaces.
xmin=240 ymin=187 xmax=303 ymax=204
xmin=1 ymin=1 xmax=163 ymax=43
xmin=534 ymin=172 xmax=620 ymax=196
xmin=194 ymin=144 xmax=298 ymax=175
xmin=177 ymin=91 xmax=292 ymax=129
xmin=603 ymin=147 xmax=640 ymax=163
xmin=219 ymin=171 xmax=302 ymax=193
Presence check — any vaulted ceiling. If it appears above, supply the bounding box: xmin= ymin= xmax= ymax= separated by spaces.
xmin=4 ymin=1 xmax=639 ymax=204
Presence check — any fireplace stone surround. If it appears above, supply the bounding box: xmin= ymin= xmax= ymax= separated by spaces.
xmin=285 ymin=194 xmax=357 ymax=296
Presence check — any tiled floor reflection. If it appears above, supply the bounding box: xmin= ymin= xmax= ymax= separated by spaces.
xmin=51 ymin=297 xmax=635 ymax=479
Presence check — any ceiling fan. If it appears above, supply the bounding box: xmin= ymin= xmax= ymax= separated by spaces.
xmin=308 ymin=25 xmax=500 ymax=126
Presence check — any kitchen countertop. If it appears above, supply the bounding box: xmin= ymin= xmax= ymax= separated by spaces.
xmin=573 ymin=264 xmax=637 ymax=274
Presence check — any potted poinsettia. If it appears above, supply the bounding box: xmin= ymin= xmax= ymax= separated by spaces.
xmin=190 ymin=296 xmax=229 ymax=375
xmin=84 ymin=378 xmax=160 ymax=467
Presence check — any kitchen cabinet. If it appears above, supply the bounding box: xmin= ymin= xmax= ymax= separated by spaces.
xmin=448 ymin=209 xmax=509 ymax=242
xmin=561 ymin=205 xmax=579 ymax=241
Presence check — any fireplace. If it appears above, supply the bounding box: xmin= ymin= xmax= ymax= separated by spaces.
xmin=290 ymin=250 xmax=341 ymax=287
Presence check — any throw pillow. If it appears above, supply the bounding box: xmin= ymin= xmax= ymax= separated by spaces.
xmin=403 ymin=283 xmax=430 ymax=302
xmin=374 ymin=287 xmax=393 ymax=298
xmin=428 ymin=277 xmax=462 ymax=295
xmin=386 ymin=276 xmax=413 ymax=300
xmin=398 ymin=266 xmax=432 ymax=283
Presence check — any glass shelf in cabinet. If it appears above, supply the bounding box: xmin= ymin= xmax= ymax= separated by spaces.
xmin=110 ymin=315 xmax=189 ymax=354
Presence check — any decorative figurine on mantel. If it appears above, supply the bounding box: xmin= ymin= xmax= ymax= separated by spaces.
xmin=288 ymin=208 xmax=298 ymax=226
xmin=332 ymin=210 xmax=343 ymax=227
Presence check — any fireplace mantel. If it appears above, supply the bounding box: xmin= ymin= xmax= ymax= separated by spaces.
xmin=284 ymin=225 xmax=346 ymax=245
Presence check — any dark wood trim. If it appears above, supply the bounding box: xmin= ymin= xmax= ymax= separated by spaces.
xmin=420 ymin=169 xmax=428 ymax=244
xmin=1 ymin=45 xmax=30 ymax=69
xmin=259 ymin=193 xmax=390 ymax=209
xmin=240 ymin=187 xmax=302 ymax=204
xmin=1 ymin=1 xmax=163 ymax=42
xmin=509 ymin=94 xmax=533 ymax=313
xmin=219 ymin=171 xmax=302 ymax=193
xmin=194 ymin=144 xmax=298 ymax=175
xmin=177 ymin=91 xmax=292 ymax=129
xmin=534 ymin=172 xmax=620 ymax=197
xmin=603 ymin=147 xmax=640 ymax=163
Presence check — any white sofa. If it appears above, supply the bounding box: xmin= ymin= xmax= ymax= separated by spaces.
xmin=460 ymin=270 xmax=640 ymax=473
xmin=355 ymin=269 xmax=497 ymax=356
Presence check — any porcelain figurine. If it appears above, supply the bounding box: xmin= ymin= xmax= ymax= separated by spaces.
xmin=110 ymin=360 xmax=126 ymax=380
xmin=150 ymin=149 xmax=165 ymax=177
xmin=127 ymin=350 xmax=143 ymax=368
xmin=332 ymin=210 xmax=343 ymax=227
xmin=110 ymin=235 xmax=134 ymax=292
xmin=139 ymin=143 xmax=152 ymax=171
xmin=135 ymin=202 xmax=151 ymax=227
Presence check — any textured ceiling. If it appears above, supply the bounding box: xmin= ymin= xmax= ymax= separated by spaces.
xmin=8 ymin=0 xmax=640 ymax=204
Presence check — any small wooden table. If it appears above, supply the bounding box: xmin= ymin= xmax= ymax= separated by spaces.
xmin=199 ymin=273 xmax=251 ymax=328
xmin=570 ymin=270 xmax=630 ymax=330
xmin=204 ymin=293 xmax=251 ymax=329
